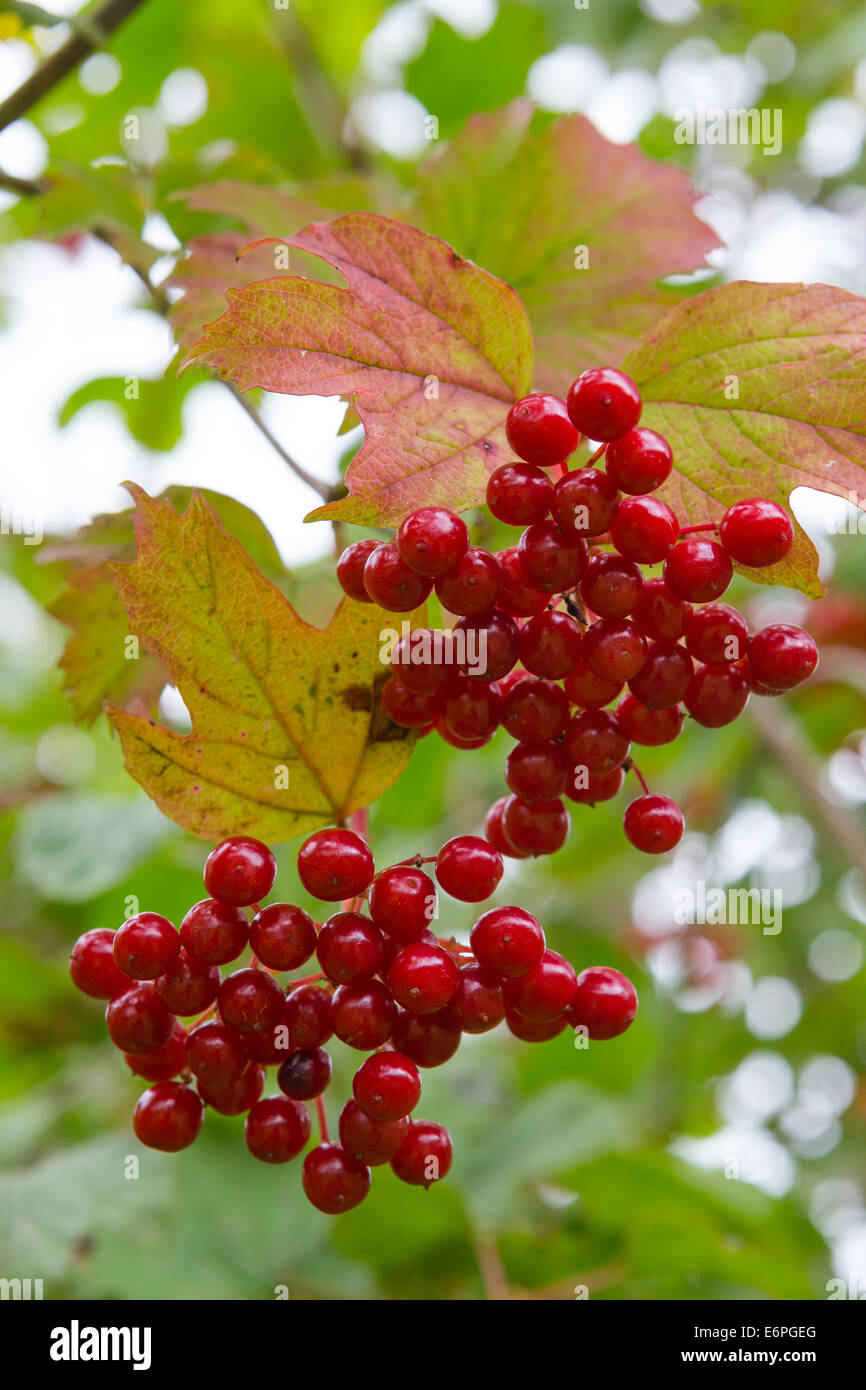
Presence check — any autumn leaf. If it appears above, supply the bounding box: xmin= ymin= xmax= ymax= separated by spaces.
xmin=413 ymin=101 xmax=719 ymax=395
xmin=185 ymin=211 xmax=534 ymax=526
xmin=106 ymin=486 xmax=422 ymax=843
xmin=624 ymin=280 xmax=866 ymax=596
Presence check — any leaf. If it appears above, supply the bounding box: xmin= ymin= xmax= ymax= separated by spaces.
xmin=106 ymin=486 xmax=422 ymax=843
xmin=185 ymin=211 xmax=534 ymax=526
xmin=624 ymin=280 xmax=866 ymax=596
xmin=57 ymin=371 xmax=207 ymax=452
xmin=414 ymin=101 xmax=719 ymax=395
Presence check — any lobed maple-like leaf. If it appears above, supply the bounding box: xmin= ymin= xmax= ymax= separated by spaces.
xmin=184 ymin=211 xmax=534 ymax=526
xmin=106 ymin=486 xmax=422 ymax=843
xmin=624 ymin=280 xmax=866 ymax=596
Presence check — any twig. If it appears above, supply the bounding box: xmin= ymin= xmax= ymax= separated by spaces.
xmin=0 ymin=166 xmax=45 ymax=196
xmin=472 ymin=1232 xmax=511 ymax=1301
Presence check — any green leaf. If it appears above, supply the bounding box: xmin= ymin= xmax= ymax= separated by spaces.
xmin=414 ymin=101 xmax=719 ymax=393
xmin=624 ymin=280 xmax=866 ymax=596
xmin=57 ymin=372 xmax=207 ymax=452
xmin=107 ymin=485 xmax=423 ymax=843
xmin=186 ymin=211 xmax=534 ymax=526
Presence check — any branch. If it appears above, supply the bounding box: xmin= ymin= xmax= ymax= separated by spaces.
xmin=0 ymin=0 xmax=148 ymax=135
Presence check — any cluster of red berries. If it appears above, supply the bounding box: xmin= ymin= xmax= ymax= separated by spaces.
xmin=68 ymin=830 xmax=637 ymax=1214
xmin=337 ymin=368 xmax=819 ymax=858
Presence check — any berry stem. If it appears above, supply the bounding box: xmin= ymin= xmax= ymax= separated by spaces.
xmin=190 ymin=1002 xmax=217 ymax=1029
xmin=586 ymin=443 xmax=607 ymax=467
xmin=677 ymin=522 xmax=719 ymax=536
xmin=623 ymin=757 xmax=650 ymax=795
xmin=291 ymin=971 xmax=327 ymax=987
xmin=315 ymin=1094 xmax=330 ymax=1143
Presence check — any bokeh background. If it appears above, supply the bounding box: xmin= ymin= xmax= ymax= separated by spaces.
xmin=0 ymin=0 xmax=865 ymax=1300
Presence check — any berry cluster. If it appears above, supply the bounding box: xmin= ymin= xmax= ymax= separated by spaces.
xmin=69 ymin=829 xmax=637 ymax=1213
xmin=338 ymin=369 xmax=819 ymax=858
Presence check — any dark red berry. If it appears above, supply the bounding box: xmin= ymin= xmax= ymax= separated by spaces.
xmin=249 ymin=903 xmax=317 ymax=972
xmin=568 ymin=966 xmax=638 ymax=1039
xmin=113 ymin=913 xmax=179 ymax=981
xmin=390 ymin=1120 xmax=453 ymax=1187
xmin=502 ymin=949 xmax=576 ymax=1022
xmin=133 ymin=1082 xmax=203 ymax=1152
xmin=684 ymin=661 xmax=750 ymax=726
xmin=664 ymin=538 xmax=733 ymax=603
xmin=683 ymin=603 xmax=748 ymax=665
xmin=316 ymin=910 xmax=384 ymax=983
xmin=277 ymin=1046 xmax=332 ymax=1100
xmin=747 ymin=624 xmax=818 ymax=692
xmin=106 ymin=982 xmax=173 ymax=1055
xmin=369 ymin=865 xmax=437 ymax=943
xmin=610 ymin=496 xmax=679 ymax=564
xmin=632 ymin=578 xmax=689 ymax=641
xmin=444 ymin=964 xmax=505 ymax=1034
xmin=486 ymin=462 xmax=553 ymax=525
xmin=579 ymin=552 xmax=643 ymax=618
xmin=298 ymin=828 xmax=374 ymax=902
xmin=339 ymin=1099 xmax=409 ymax=1166
xmin=505 ymin=1006 xmax=568 ymax=1042
xmin=564 ymin=708 xmax=630 ymax=774
xmin=562 ymin=657 xmax=621 ymax=710
xmin=337 ymin=539 xmax=379 ymax=602
xmin=331 ymin=980 xmax=397 ymax=1050
xmin=391 ymin=1008 xmax=461 ymax=1067
xmin=435 ymin=835 xmax=503 ymax=902
xmin=455 ymin=611 xmax=519 ymax=681
xmin=245 ymin=1095 xmax=311 ymax=1163
xmin=389 ymin=628 xmax=456 ymax=693
xmin=396 ymin=507 xmax=469 ymax=576
xmin=180 ymin=899 xmax=249 ymax=966
xmin=388 ymin=941 xmax=459 ymax=1014
xmin=582 ymin=617 xmax=647 ymax=684
xmin=505 ymin=739 xmax=570 ymax=800
xmin=566 ymin=368 xmax=641 ymax=441
xmin=628 ymin=639 xmax=692 ymax=709
xmin=518 ymin=521 xmax=588 ymax=594
xmin=285 ymin=983 xmax=333 ymax=1049
xmin=353 ymin=1050 xmax=421 ymax=1122
xmin=566 ymin=764 xmax=626 ymax=804
xmin=70 ymin=928 xmax=129 ymax=999
xmin=186 ymin=1019 xmax=249 ymax=1086
xmin=218 ymin=968 xmax=286 ymax=1034
xmin=493 ymin=547 xmax=548 ymax=617
xmin=502 ymin=677 xmax=569 ymax=740
xmin=435 ymin=715 xmax=494 ymax=751
xmin=435 ymin=546 xmax=501 ymax=616
xmin=125 ymin=1020 xmax=188 ymax=1083
xmin=552 ymin=466 xmax=619 ymax=537
xmin=501 ymin=795 xmax=570 ymax=856
xmin=605 ymin=426 xmax=671 ymax=494
xmin=623 ymin=794 xmax=684 ymax=853
xmin=719 ymin=498 xmax=793 ymax=568
xmin=519 ymin=609 xmax=582 ymax=678
xmin=617 ymin=693 xmax=683 ymax=746
xmin=506 ymin=393 xmax=579 ymax=467
xmin=203 ymin=835 xmax=276 ymax=906
xmin=303 ymin=1142 xmax=371 ymax=1213
xmin=156 ymin=949 xmax=220 ymax=1016
xmin=484 ymin=796 xmax=531 ymax=860
xmin=470 ymin=905 xmax=545 ymax=978
xmin=198 ymin=1064 xmax=265 ymax=1115
xmin=364 ymin=541 xmax=433 ymax=611
xmin=382 ymin=677 xmax=440 ymax=728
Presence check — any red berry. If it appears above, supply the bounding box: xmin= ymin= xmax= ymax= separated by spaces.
xmin=683 ymin=602 xmax=749 ymax=665
xmin=106 ymin=982 xmax=173 ymax=1055
xmin=353 ymin=1050 xmax=421 ymax=1121
xmin=582 ymin=617 xmax=647 ymax=683
xmin=484 ymin=796 xmax=531 ymax=860
xmin=203 ymin=836 xmax=276 ymax=906
xmin=632 ymin=578 xmax=689 ymax=641
xmin=684 ymin=661 xmax=750 ymax=727
xmin=391 ymin=1008 xmax=462 ymax=1067
xmin=390 ymin=1119 xmax=453 ymax=1187
xmin=218 ymin=968 xmax=286 ymax=1034
xmin=566 ymin=765 xmax=625 ymax=805
xmin=113 ymin=912 xmax=179 ymax=981
xmin=156 ymin=949 xmax=220 ymax=1016
xmin=180 ymin=899 xmax=249 ymax=966
xmin=506 ymin=393 xmax=579 ymax=467
xmin=486 ymin=462 xmax=553 ymax=525
xmin=617 ymin=693 xmax=683 ymax=746
xmin=493 ymin=547 xmax=548 ymax=617
xmin=277 ymin=1046 xmax=332 ymax=1100
xmin=243 ymin=1018 xmax=291 ymax=1065
xmin=455 ymin=611 xmax=519 ymax=682
xmin=564 ymin=708 xmax=630 ymax=775
xmin=369 ymin=865 xmax=437 ymax=943
xmin=389 ymin=628 xmax=456 ymax=693
xmin=552 ymin=466 xmax=619 ymax=537
xmin=579 ymin=552 xmax=643 ymax=617
xmin=747 ymin=624 xmax=818 ymax=692
xmin=302 ymin=1142 xmax=371 ymax=1213
xmin=382 ymin=677 xmax=440 ymax=728
xmin=186 ymin=1019 xmax=249 ymax=1086
xmin=435 ymin=715 xmax=494 ymax=751
xmin=568 ymin=966 xmax=638 ymax=1039
xmin=435 ymin=835 xmax=503 ymax=902
xmin=518 ymin=521 xmax=588 ymax=594
xmin=628 ymin=639 xmax=693 ymax=709
xmin=337 ymin=539 xmax=378 ymax=602
xmin=566 ymin=368 xmax=641 ymax=441
xmin=339 ymin=1099 xmax=409 ymax=1165
xmin=623 ymin=794 xmax=684 ymax=853
xmin=69 ymin=928 xmax=129 ymax=999
xmin=245 ymin=1095 xmax=311 ymax=1163
xmin=664 ymin=539 xmax=733 ymax=603
xmin=563 ymin=656 xmax=622 ymax=710
xmin=316 ymin=911 xmax=384 ymax=983
xmin=249 ymin=903 xmax=317 ymax=971
xmin=719 ymin=498 xmax=793 ymax=568
xmin=435 ymin=546 xmax=501 ymax=616
xmin=605 ymin=426 xmax=672 ymax=494
xmin=388 ymin=942 xmax=459 ymax=1014
xmin=331 ymin=979 xmax=397 ymax=1049
xmin=505 ymin=739 xmax=570 ymax=800
xmin=502 ymin=677 xmax=569 ymax=740
xmin=198 ymin=1064 xmax=265 ymax=1115
xmin=610 ymin=496 xmax=679 ymax=564
xmin=470 ymin=905 xmax=545 ymax=978
xmin=502 ymin=949 xmax=577 ymax=1021
xmin=444 ymin=964 xmax=505 ymax=1034
xmin=298 ymin=828 xmax=374 ymax=902
xmin=501 ymin=795 xmax=570 ymax=856
xmin=363 ymin=541 xmax=433 ymax=611
xmin=133 ymin=1082 xmax=203 ymax=1152
xmin=396 ymin=507 xmax=468 ymax=576
xmin=519 ymin=609 xmax=582 ymax=678
xmin=125 ymin=1020 xmax=188 ymax=1082
xmin=505 ymin=1007 xmax=568 ymax=1042
xmin=285 ymin=983 xmax=333 ymax=1049
xmin=441 ymin=675 xmax=502 ymax=741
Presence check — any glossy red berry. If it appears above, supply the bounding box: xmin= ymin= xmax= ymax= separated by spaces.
xmin=502 ymin=949 xmax=577 ymax=1022
xmin=203 ymin=836 xmax=276 ymax=906
xmin=339 ymin=1100 xmax=409 ymax=1166
xmin=435 ymin=835 xmax=503 ymax=902
xmin=685 ymin=661 xmax=750 ymax=727
xmin=444 ymin=964 xmax=505 ymax=1034
xmin=277 ymin=1046 xmax=333 ymax=1100
xmin=285 ymin=983 xmax=333 ymax=1049
xmin=245 ymin=1095 xmax=311 ymax=1163
xmin=505 ymin=1007 xmax=568 ymax=1042
xmin=683 ymin=603 xmax=748 ymax=665
xmin=198 ymin=1064 xmax=265 ymax=1116
xmin=112 ymin=913 xmax=179 ymax=981
xmin=218 ymin=968 xmax=286 ymax=1034
xmin=628 ymin=639 xmax=692 ymax=709
xmin=369 ymin=865 xmax=437 ymax=943
xmin=719 ymin=498 xmax=793 ymax=568
xmin=505 ymin=739 xmax=570 ymax=800
xmin=125 ymin=1020 xmax=188 ymax=1083
xmin=519 ymin=609 xmax=582 ymax=678
xmin=106 ymin=982 xmax=174 ymax=1055
xmin=391 ymin=1120 xmax=453 ymax=1187
xmin=337 ymin=539 xmax=379 ymax=602
xmin=297 ymin=828 xmax=374 ymax=902
xmin=617 ymin=693 xmax=683 ymax=746
xmin=186 ymin=1019 xmax=249 ymax=1087
xmin=388 ymin=942 xmax=459 ymax=1014
xmin=69 ymin=928 xmax=129 ymax=999
xmin=396 ymin=507 xmax=469 ymax=576
xmin=518 ymin=521 xmax=588 ymax=594
xmin=568 ymin=966 xmax=638 ymax=1039
xmin=364 ymin=541 xmax=433 ymax=611
xmin=470 ymin=905 xmax=545 ymax=978
xmin=391 ymin=1009 xmax=461 ymax=1067
xmin=382 ymin=677 xmax=440 ymax=728
xmin=331 ymin=980 xmax=397 ymax=1050
xmin=455 ymin=611 xmax=519 ymax=682
xmin=249 ymin=903 xmax=317 ymax=971
xmin=623 ymin=794 xmax=684 ymax=853
xmin=632 ymin=578 xmax=689 ymax=641
xmin=435 ymin=546 xmax=501 ymax=616
xmin=564 ymin=708 xmax=630 ymax=775
xmin=605 ymin=426 xmax=672 ymax=493
xmin=506 ymin=393 xmax=579 ymax=467
xmin=316 ymin=911 xmax=384 ymax=983
xmin=664 ymin=538 xmax=733 ymax=603
xmin=435 ymin=715 xmax=494 ymax=751
xmin=579 ymin=552 xmax=643 ymax=618
xmin=180 ymin=899 xmax=249 ymax=966
xmin=484 ymin=796 xmax=531 ymax=860
xmin=582 ymin=617 xmax=647 ymax=683
xmin=566 ymin=764 xmax=626 ymax=805
xmin=353 ymin=1050 xmax=421 ymax=1121
xmin=552 ymin=466 xmax=619 ymax=537
xmin=747 ymin=624 xmax=818 ymax=692
xmin=493 ymin=547 xmax=548 ymax=617
xmin=133 ymin=1082 xmax=203 ymax=1152
xmin=389 ymin=628 xmax=456 ymax=693
xmin=610 ymin=496 xmax=679 ymax=564
xmin=486 ymin=462 xmax=553 ymax=525
xmin=502 ymin=677 xmax=569 ymax=740
xmin=563 ymin=657 xmax=622 ymax=711
xmin=303 ymin=1142 xmax=371 ymax=1213
xmin=501 ymin=795 xmax=570 ymax=856
xmin=156 ymin=949 xmax=220 ymax=1016
xmin=566 ymin=368 xmax=641 ymax=440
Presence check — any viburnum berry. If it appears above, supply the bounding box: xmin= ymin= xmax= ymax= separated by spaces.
xmin=106 ymin=982 xmax=174 ymax=1056
xmin=484 ymin=796 xmax=531 ymax=860
xmin=337 ymin=539 xmax=379 ymax=602
xmin=113 ymin=913 xmax=179 ymax=981
xmin=285 ymin=983 xmax=333 ymax=1050
xmin=277 ymin=1047 xmax=333 ymax=1101
xmin=396 ymin=507 xmax=468 ymax=576
xmin=617 ymin=693 xmax=683 ymax=746
xmin=494 ymin=546 xmax=549 ymax=617
xmin=302 ymin=1143 xmax=371 ymax=1213
xmin=627 ymin=639 xmax=693 ymax=709
xmin=435 ymin=546 xmax=501 ymax=616
xmin=203 ymin=836 xmax=276 ymax=906
xmin=581 ymin=617 xmax=647 ymax=683
xmin=388 ymin=941 xmax=459 ymax=1014
xmin=502 ymin=949 xmax=577 ymax=1022
xmin=664 ymin=538 xmax=733 ymax=603
xmin=249 ymin=903 xmax=317 ymax=972
xmin=605 ymin=426 xmax=672 ymax=494
xmin=470 ymin=905 xmax=545 ymax=977
xmin=179 ymin=899 xmax=248 ymax=968
xmin=685 ymin=661 xmax=750 ymax=727
xmin=186 ymin=1019 xmax=249 ymax=1087
xmin=566 ymin=765 xmax=626 ymax=805
xmin=501 ymin=795 xmax=570 ymax=856
xmin=363 ymin=541 xmax=433 ymax=611
xmin=243 ymin=1021 xmax=290 ymax=1065
xmin=390 ymin=629 xmax=456 ymax=693
xmin=518 ymin=520 xmax=589 ymax=594
xmin=683 ymin=603 xmax=749 ymax=665
xmin=382 ymin=677 xmax=440 ymax=728
xmin=133 ymin=1082 xmax=203 ymax=1152
xmin=390 ymin=1120 xmax=453 ymax=1187
xmin=316 ymin=911 xmax=384 ymax=983
xmin=218 ymin=968 xmax=286 ymax=1035
xmin=747 ymin=624 xmax=818 ymax=692
xmin=435 ymin=715 xmax=494 ymax=751
xmin=441 ymin=675 xmax=501 ymax=741
xmin=444 ymin=964 xmax=505 ymax=1034
xmin=353 ymin=1050 xmax=421 ymax=1122
xmin=566 ymin=368 xmax=641 ymax=440
xmin=632 ymin=577 xmax=689 ymax=641
xmin=486 ymin=462 xmax=553 ymax=525
xmin=70 ymin=928 xmax=130 ymax=999
xmin=245 ymin=1096 xmax=311 ymax=1164
xmin=502 ymin=677 xmax=570 ymax=740
xmin=125 ymin=1020 xmax=188 ymax=1083
xmin=579 ymin=551 xmax=643 ymax=617
xmin=298 ymin=828 xmax=374 ymax=902
xmin=339 ymin=1100 xmax=409 ymax=1166
xmin=391 ymin=1008 xmax=461 ymax=1068
xmin=369 ymin=864 xmax=436 ymax=942
xmin=552 ymin=466 xmax=619 ymax=537
xmin=506 ymin=392 xmax=579 ymax=467
xmin=505 ymin=739 xmax=570 ymax=801
xmin=505 ymin=1007 xmax=568 ymax=1042
xmin=331 ymin=980 xmax=397 ymax=1050
xmin=435 ymin=835 xmax=503 ymax=902
xmin=455 ymin=611 xmax=519 ymax=682
xmin=623 ymin=794 xmax=684 ymax=853
xmin=198 ymin=1064 xmax=265 ymax=1116
xmin=610 ymin=496 xmax=679 ymax=564
xmin=156 ymin=949 xmax=220 ymax=1016
xmin=563 ymin=657 xmax=622 ymax=711
xmin=718 ymin=498 xmax=793 ymax=568
xmin=564 ymin=708 xmax=630 ymax=775
xmin=519 ymin=609 xmax=582 ymax=679
xmin=568 ymin=966 xmax=638 ymax=1039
